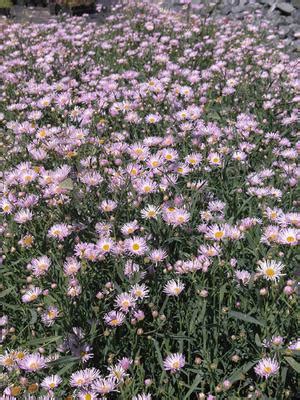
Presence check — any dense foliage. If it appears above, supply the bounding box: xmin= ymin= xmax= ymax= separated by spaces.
xmin=0 ymin=2 xmax=299 ymax=399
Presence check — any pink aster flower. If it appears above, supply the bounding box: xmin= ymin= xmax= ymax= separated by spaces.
xmin=48 ymin=224 xmax=70 ymax=240
xmin=29 ymin=255 xmax=51 ymax=277
xmin=130 ymin=284 xmax=149 ymax=299
xmin=145 ymin=113 xmax=161 ymax=124
xmin=92 ymin=376 xmax=117 ymax=394
xmin=124 ymin=236 xmax=148 ymax=256
xmin=132 ymin=394 xmax=152 ymax=400
xmin=163 ymin=280 xmax=185 ymax=297
xmin=22 ymin=287 xmax=43 ymax=303
xmin=41 ymin=306 xmax=59 ymax=327
xmin=100 ymin=200 xmax=118 ymax=212
xmin=149 ymin=249 xmax=168 ymax=264
xmin=63 ymin=257 xmax=81 ymax=276
xmin=70 ymin=368 xmax=100 ymax=387
xmin=163 ymin=353 xmax=185 ymax=372
xmin=18 ymin=353 xmax=46 ymax=372
xmin=104 ymin=311 xmax=126 ymax=327
xmin=115 ymin=292 xmax=136 ymax=313
xmin=13 ymin=209 xmax=33 ymax=224
xmin=41 ymin=374 xmax=62 ymax=390
xmin=254 ymin=357 xmax=279 ymax=379
xmin=278 ymin=228 xmax=299 ymax=246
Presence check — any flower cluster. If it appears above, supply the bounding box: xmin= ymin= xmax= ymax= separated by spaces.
xmin=0 ymin=0 xmax=299 ymax=398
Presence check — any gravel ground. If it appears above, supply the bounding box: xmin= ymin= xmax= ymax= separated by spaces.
xmin=160 ymin=0 xmax=300 ymax=55
xmin=0 ymin=1 xmax=111 ymax=24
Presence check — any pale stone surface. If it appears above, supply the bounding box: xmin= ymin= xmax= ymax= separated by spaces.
xmin=277 ymin=1 xmax=295 ymax=13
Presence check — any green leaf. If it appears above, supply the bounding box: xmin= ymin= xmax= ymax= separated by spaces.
xmin=183 ymin=373 xmax=202 ymax=399
xmin=48 ymin=355 xmax=80 ymax=367
xmin=151 ymin=338 xmax=164 ymax=371
xmin=59 ymin=178 xmax=73 ymax=190
xmin=229 ymin=361 xmax=256 ymax=383
xmin=228 ymin=311 xmax=266 ymax=327
xmin=29 ymin=309 xmax=37 ymax=325
xmin=0 ymin=287 xmax=13 ymax=298
xmin=57 ymin=360 xmax=78 ymax=375
xmin=219 ymin=283 xmax=227 ymax=305
xmin=255 ymin=334 xmax=262 ymax=347
xmin=281 ymin=366 xmax=288 ymax=386
xmin=0 ymin=301 xmax=22 ymax=310
xmin=27 ymin=335 xmax=62 ymax=346
xmin=284 ymin=357 xmax=300 ymax=373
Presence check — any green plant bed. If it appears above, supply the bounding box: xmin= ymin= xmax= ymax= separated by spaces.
xmin=0 ymin=0 xmax=12 ymax=8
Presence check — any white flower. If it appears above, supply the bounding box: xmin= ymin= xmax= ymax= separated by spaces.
xmin=257 ymin=260 xmax=285 ymax=282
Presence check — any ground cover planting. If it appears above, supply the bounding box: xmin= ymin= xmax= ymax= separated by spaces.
xmin=0 ymin=2 xmax=299 ymax=398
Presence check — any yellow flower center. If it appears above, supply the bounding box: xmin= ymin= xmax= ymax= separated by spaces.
xmin=23 ymin=236 xmax=33 ymax=245
xmin=3 ymin=204 xmax=10 ymax=212
xmin=4 ymin=357 xmax=14 ymax=366
xmin=48 ymin=310 xmax=56 ymax=318
xmin=39 ymin=130 xmax=46 ymax=138
xmin=172 ymin=360 xmax=180 ymax=369
xmin=214 ymin=231 xmax=224 ymax=239
xmin=24 ymin=175 xmax=33 ymax=182
xmin=11 ymin=386 xmax=22 ymax=396
xmin=144 ymin=186 xmax=151 ymax=193
xmin=102 ymin=244 xmax=110 ymax=251
xmin=152 ymin=161 xmax=159 ymax=167
xmin=85 ymin=394 xmax=92 ymax=400
xmin=264 ymin=366 xmax=272 ymax=373
xmin=165 ymin=154 xmax=173 ymax=160
xmin=49 ymin=383 xmax=56 ymax=389
xmin=268 ymin=234 xmax=277 ymax=241
xmin=212 ymin=157 xmax=220 ymax=164
xmin=111 ymin=319 xmax=119 ymax=326
xmin=66 ymin=151 xmax=76 ymax=158
xmin=286 ymin=236 xmax=295 ymax=243
xmin=265 ymin=268 xmax=275 ymax=278
xmin=132 ymin=243 xmax=140 ymax=251
xmin=29 ymin=362 xmax=38 ymax=370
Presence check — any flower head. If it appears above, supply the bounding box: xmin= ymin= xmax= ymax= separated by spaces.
xmin=257 ymin=260 xmax=285 ymax=282
xmin=254 ymin=357 xmax=279 ymax=379
xmin=163 ymin=280 xmax=185 ymax=297
xmin=163 ymin=353 xmax=185 ymax=372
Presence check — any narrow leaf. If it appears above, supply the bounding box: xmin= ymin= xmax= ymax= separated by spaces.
xmin=285 ymin=357 xmax=300 ymax=373
xmin=228 ymin=311 xmax=266 ymax=327
xmin=183 ymin=374 xmax=202 ymax=399
xmin=229 ymin=361 xmax=256 ymax=383
xmin=0 ymin=288 xmax=13 ymax=298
